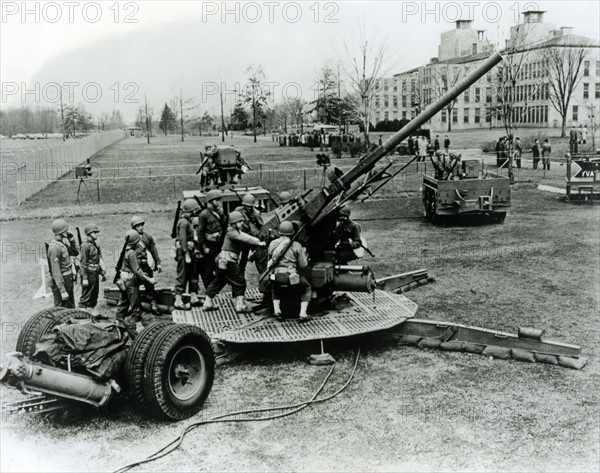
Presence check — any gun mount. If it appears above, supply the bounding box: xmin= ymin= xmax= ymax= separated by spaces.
xmin=258 ymin=52 xmax=503 ymax=305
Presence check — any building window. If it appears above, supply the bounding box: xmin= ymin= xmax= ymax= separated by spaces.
xmin=475 ymin=108 xmax=480 ymax=123
xmin=573 ymin=105 xmax=578 ymax=121
xmin=583 ymin=83 xmax=589 ymax=99
xmin=402 ymin=95 xmax=407 ymax=108
xmin=384 ymin=111 xmax=389 ymax=120
xmin=595 ymin=83 xmax=600 ymax=99
xmin=485 ymin=88 xmax=492 ymax=103
xmin=384 ymin=96 xmax=389 ymax=107
xmin=402 ymin=111 xmax=407 ymax=119
xmin=452 ymin=109 xmax=458 ymax=123
xmin=464 ymin=108 xmax=469 ymax=124
xmin=441 ymin=110 xmax=447 ymax=123
xmin=596 ymin=61 xmax=600 ymax=76
xmin=464 ymin=89 xmax=470 ymax=103
xmin=475 ymin=87 xmax=481 ymax=103
xmin=393 ymin=97 xmax=398 ymax=107
xmin=375 ymin=97 xmax=380 ymax=107
xmin=584 ymin=61 xmax=589 ymax=77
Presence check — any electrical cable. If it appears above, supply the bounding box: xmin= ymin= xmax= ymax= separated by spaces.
xmin=112 ymin=347 xmax=361 ymax=473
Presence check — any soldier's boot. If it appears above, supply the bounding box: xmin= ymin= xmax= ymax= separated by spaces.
xmin=235 ymin=296 xmax=251 ymax=314
xmin=272 ymin=299 xmax=283 ymax=321
xmin=190 ymin=293 xmax=200 ymax=306
xmin=202 ymin=296 xmax=217 ymax=311
xmin=174 ymin=295 xmax=190 ymax=311
xmin=298 ymin=301 xmax=311 ymax=323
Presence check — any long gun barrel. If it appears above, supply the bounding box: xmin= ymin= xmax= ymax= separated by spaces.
xmin=260 ymin=51 xmax=503 ymax=235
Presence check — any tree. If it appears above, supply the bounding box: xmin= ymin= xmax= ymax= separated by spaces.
xmin=431 ymin=64 xmax=463 ymax=132
xmin=587 ymin=104 xmax=598 ymax=150
xmin=63 ymin=106 xmax=92 ymax=137
xmin=343 ymin=22 xmax=390 ymax=146
xmin=158 ymin=103 xmax=176 ymax=135
xmin=311 ymin=65 xmax=345 ymax=125
xmin=243 ymin=65 xmax=270 ymax=143
xmin=200 ymin=111 xmax=214 ymax=134
xmin=545 ymin=39 xmax=589 ymax=137
xmin=143 ymin=93 xmax=153 ymax=144
xmin=231 ymin=102 xmax=249 ymax=131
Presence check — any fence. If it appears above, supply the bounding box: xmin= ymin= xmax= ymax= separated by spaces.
xmin=1 ymin=130 xmax=126 ymax=208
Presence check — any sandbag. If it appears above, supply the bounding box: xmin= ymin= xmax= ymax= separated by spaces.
xmin=440 ymin=341 xmax=464 ymax=352
xmin=463 ymin=343 xmax=485 ymax=354
xmin=482 ymin=346 xmax=511 ymax=359
xmin=396 ymin=335 xmax=422 ymax=346
xmin=418 ymin=338 xmax=442 ymax=349
xmin=558 ymin=356 xmax=587 ymax=370
xmin=534 ymin=353 xmax=559 ymax=365
xmin=512 ymin=349 xmax=535 ymax=363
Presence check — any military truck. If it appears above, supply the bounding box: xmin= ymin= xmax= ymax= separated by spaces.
xmin=422 ymin=158 xmax=511 ymax=223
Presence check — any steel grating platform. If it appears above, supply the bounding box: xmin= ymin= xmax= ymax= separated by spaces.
xmin=172 ymin=288 xmax=418 ymax=344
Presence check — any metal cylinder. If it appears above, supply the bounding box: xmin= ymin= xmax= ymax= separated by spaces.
xmin=2 ymin=354 xmax=113 ymax=407
xmin=333 ymin=266 xmax=375 ymax=292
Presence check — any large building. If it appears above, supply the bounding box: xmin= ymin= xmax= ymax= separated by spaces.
xmin=372 ymin=12 xmax=600 ymax=132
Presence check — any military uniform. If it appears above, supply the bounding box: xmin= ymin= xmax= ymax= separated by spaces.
xmin=116 ymin=245 xmax=146 ymax=324
xmin=48 ymin=238 xmax=76 ymax=308
xmin=334 ymin=220 xmax=362 ymax=264
xmin=234 ymin=204 xmax=266 ymax=274
xmin=205 ymin=226 xmax=261 ymax=300
xmin=268 ymin=237 xmax=311 ymax=304
xmin=139 ymin=231 xmax=160 ymax=302
xmin=196 ymin=207 xmax=224 ymax=288
xmin=175 ymin=215 xmax=199 ymax=296
xmin=79 ymin=239 xmax=104 ymax=308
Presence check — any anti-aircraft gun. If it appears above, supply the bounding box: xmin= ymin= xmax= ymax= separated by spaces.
xmin=259 ymin=52 xmax=504 ymax=306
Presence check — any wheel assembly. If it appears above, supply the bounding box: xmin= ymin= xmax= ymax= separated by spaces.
xmin=16 ymin=307 xmax=72 ymax=356
xmin=142 ymin=324 xmax=215 ymax=421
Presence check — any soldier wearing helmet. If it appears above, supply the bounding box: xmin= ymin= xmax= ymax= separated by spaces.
xmin=78 ymin=223 xmax=106 ymax=314
xmin=267 ymin=221 xmax=311 ymax=322
xmin=334 ymin=206 xmax=363 ymax=264
xmin=131 ymin=215 xmax=162 ymax=313
xmin=196 ymin=189 xmax=226 ymax=289
xmin=47 ymin=219 xmax=77 ymax=308
xmin=234 ymin=192 xmax=266 ymax=272
xmin=174 ymin=199 xmax=201 ymax=310
xmin=115 ymin=229 xmax=157 ymax=333
xmin=278 ymin=191 xmax=292 ymax=206
xmin=203 ymin=211 xmax=266 ymax=313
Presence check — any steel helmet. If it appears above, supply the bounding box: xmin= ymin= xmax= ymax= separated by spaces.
xmin=339 ymin=206 xmax=351 ymax=217
xmin=182 ymin=199 xmax=200 ymax=212
xmin=51 ymin=219 xmax=69 ymax=235
xmin=130 ymin=215 xmax=145 ymax=228
xmin=84 ymin=223 xmax=100 ymax=235
xmin=228 ymin=211 xmax=244 ymax=225
xmin=279 ymin=191 xmax=292 ymax=204
xmin=279 ymin=221 xmax=294 ymax=236
xmin=125 ymin=229 xmax=141 ymax=245
xmin=241 ymin=193 xmax=256 ymax=207
xmin=206 ymin=189 xmax=223 ymax=202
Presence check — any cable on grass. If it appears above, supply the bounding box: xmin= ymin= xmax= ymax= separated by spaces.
xmin=112 ymin=347 xmax=361 ymax=473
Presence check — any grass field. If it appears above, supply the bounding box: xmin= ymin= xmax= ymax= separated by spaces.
xmin=0 ymin=132 xmax=599 ymax=472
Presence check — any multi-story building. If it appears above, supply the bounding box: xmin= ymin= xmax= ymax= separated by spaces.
xmin=372 ymin=12 xmax=600 ymax=132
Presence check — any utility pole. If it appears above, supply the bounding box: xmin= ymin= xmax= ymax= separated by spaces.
xmin=198 ymin=105 xmax=202 ymax=137
xmin=220 ymin=89 xmax=226 ymax=142
xmin=59 ymin=87 xmax=66 ymax=141
xmin=180 ymin=89 xmax=184 ymax=142
xmin=144 ymin=93 xmax=150 ymax=145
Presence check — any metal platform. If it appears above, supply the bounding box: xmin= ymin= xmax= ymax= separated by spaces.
xmin=172 ymin=289 xmax=418 ymax=344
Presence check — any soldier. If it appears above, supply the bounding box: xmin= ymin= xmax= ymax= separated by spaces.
xmin=175 ymin=199 xmax=201 ymax=310
xmin=115 ymin=229 xmax=157 ymax=334
xmin=131 ymin=215 xmax=162 ymax=313
xmin=430 ymin=150 xmax=446 ymax=180
xmin=268 ymin=221 xmax=312 ymax=322
xmin=234 ymin=193 xmax=265 ymax=273
xmin=196 ymin=189 xmax=226 ymax=289
xmin=434 ymin=135 xmax=440 ymax=151
xmin=202 ymin=211 xmax=266 ymax=313
xmin=334 ymin=206 xmax=363 ymax=265
xmin=79 ymin=223 xmax=106 ymax=314
xmin=443 ymin=152 xmax=462 ymax=180
xmin=444 ymin=135 xmax=450 ymax=154
xmin=47 ymin=219 xmax=77 ymax=308
xmin=278 ymin=191 xmax=292 ymax=206
xmin=542 ymin=139 xmax=552 ymax=170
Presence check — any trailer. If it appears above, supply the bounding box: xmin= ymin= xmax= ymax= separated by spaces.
xmin=422 ymin=159 xmax=511 ymax=223
xmin=565 ymin=153 xmax=600 ymax=201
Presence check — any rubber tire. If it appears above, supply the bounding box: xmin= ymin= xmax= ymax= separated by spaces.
xmin=142 ymin=324 xmax=215 ymax=421
xmin=15 ymin=307 xmax=72 ymax=356
xmin=124 ymin=320 xmax=175 ymax=411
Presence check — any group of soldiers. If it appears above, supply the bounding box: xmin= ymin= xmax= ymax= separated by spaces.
xmin=46 ymin=188 xmax=364 ymax=326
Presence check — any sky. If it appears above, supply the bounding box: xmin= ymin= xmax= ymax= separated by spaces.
xmin=1 ymin=0 xmax=599 ymax=123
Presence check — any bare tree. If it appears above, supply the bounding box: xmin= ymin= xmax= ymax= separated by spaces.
xmin=244 ymin=65 xmax=270 ymax=143
xmin=545 ymin=40 xmax=589 ymax=137
xmin=343 ymin=21 xmax=391 ymax=146
xmin=143 ymin=93 xmax=153 ymax=144
xmin=587 ymin=104 xmax=598 ymax=150
xmin=431 ymin=64 xmax=464 ymax=132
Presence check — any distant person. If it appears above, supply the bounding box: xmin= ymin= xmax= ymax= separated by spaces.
xmin=378 ymin=134 xmax=383 ymax=146
xmin=514 ymin=137 xmax=523 ymax=169
xmin=579 ymin=125 xmax=584 ymax=144
xmin=443 ymin=135 xmax=450 ymax=154
xmin=569 ymin=127 xmax=579 ymax=154
xmin=532 ymin=139 xmax=540 ymax=170
xmin=542 ymin=139 xmax=552 ymax=170
xmin=434 ymin=135 xmax=440 ymax=151
xmin=581 ymin=125 xmax=588 ymax=145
